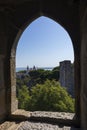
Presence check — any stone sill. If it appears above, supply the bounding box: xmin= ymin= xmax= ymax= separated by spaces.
xmin=12 ymin=109 xmax=74 ymax=119
xmin=10 ymin=109 xmax=79 ymax=127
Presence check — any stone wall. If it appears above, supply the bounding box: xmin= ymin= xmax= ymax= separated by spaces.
xmin=0 ymin=0 xmax=82 ymax=127
xmin=0 ymin=55 xmax=6 ymax=122
xmin=10 ymin=56 xmax=18 ymax=113
xmin=59 ymin=60 xmax=74 ymax=97
xmin=80 ymin=6 xmax=87 ymax=130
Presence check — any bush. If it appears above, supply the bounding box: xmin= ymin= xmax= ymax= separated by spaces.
xmin=29 ymin=80 xmax=75 ymax=112
xmin=18 ymin=85 xmax=31 ymax=110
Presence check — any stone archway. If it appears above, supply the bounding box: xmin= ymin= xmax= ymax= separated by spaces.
xmin=0 ymin=0 xmax=81 ymax=127
xmin=10 ymin=12 xmax=80 ymax=125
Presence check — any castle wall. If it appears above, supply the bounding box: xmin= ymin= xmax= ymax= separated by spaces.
xmin=59 ymin=60 xmax=74 ymax=97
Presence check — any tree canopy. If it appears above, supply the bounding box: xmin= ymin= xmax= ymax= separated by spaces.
xmin=17 ymin=80 xmax=75 ymax=112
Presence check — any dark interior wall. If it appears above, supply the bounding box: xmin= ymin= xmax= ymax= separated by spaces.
xmin=80 ymin=5 xmax=87 ymax=130
xmin=0 ymin=13 xmax=9 ymax=121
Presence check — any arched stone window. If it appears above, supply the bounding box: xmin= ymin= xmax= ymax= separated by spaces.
xmin=9 ymin=3 xmax=81 ymax=126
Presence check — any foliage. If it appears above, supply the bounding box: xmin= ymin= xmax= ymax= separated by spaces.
xmin=16 ymin=75 xmax=30 ymax=97
xmin=29 ymin=80 xmax=75 ymax=112
xmin=16 ymin=68 xmax=60 ymax=92
xmin=17 ymin=66 xmax=75 ymax=113
xmin=18 ymin=85 xmax=31 ymax=110
xmin=52 ymin=66 xmax=60 ymax=71
xmin=17 ymin=80 xmax=75 ymax=112
xmin=18 ymin=70 xmax=26 ymax=73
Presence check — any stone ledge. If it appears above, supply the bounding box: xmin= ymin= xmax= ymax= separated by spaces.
xmin=30 ymin=111 xmax=75 ymax=120
xmin=0 ymin=121 xmax=19 ymax=130
xmin=11 ymin=109 xmax=75 ymax=119
xmin=0 ymin=121 xmax=81 ymax=130
xmin=10 ymin=109 xmax=79 ymax=127
xmin=0 ymin=110 xmax=80 ymax=130
xmin=18 ymin=121 xmax=81 ymax=130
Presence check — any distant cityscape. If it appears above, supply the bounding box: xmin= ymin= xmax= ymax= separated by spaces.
xmin=16 ymin=66 xmax=53 ymax=72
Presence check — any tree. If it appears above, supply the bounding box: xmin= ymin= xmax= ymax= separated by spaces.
xmin=52 ymin=66 xmax=60 ymax=71
xmin=29 ymin=80 xmax=75 ymax=112
xmin=18 ymin=85 xmax=31 ymax=110
xmin=16 ymin=68 xmax=60 ymax=92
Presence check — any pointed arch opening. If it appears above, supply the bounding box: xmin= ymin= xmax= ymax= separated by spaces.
xmin=15 ymin=16 xmax=75 ymax=112
xmin=10 ymin=15 xmax=78 ymax=125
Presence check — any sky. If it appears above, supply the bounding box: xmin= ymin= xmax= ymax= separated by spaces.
xmin=16 ymin=16 xmax=74 ymax=68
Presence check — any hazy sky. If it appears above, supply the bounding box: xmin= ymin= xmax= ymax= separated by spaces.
xmin=16 ymin=16 xmax=74 ymax=68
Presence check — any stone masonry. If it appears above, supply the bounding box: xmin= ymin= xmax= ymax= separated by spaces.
xmin=0 ymin=0 xmax=87 ymax=129
xmin=59 ymin=60 xmax=74 ymax=97
xmin=0 ymin=110 xmax=80 ymax=130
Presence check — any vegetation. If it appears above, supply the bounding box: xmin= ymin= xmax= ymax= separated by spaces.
xmin=17 ymin=79 xmax=75 ymax=112
xmin=17 ymin=66 xmax=75 ymax=112
xmin=18 ymin=85 xmax=31 ymax=110
xmin=16 ymin=67 xmax=59 ymax=91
